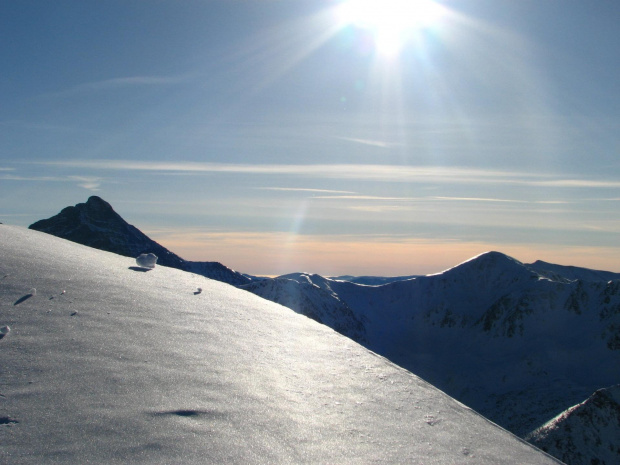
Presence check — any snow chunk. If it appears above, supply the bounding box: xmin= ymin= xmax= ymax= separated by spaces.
xmin=136 ymin=253 xmax=157 ymax=269
xmin=0 ymin=325 xmax=10 ymax=340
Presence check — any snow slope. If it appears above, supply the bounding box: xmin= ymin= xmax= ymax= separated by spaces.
xmin=0 ymin=225 xmax=562 ymax=464
xmin=526 ymin=385 xmax=620 ymax=465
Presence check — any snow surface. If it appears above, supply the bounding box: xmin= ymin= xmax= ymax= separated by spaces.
xmin=0 ymin=225 xmax=562 ymax=464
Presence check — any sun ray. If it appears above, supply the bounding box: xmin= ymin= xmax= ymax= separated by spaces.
xmin=337 ymin=0 xmax=445 ymax=56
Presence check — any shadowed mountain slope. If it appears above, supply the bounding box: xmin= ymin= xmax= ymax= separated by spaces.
xmin=0 ymin=225 xmax=562 ymax=464
xmin=239 ymin=277 xmax=367 ymax=343
xmin=29 ymin=196 xmax=249 ymax=285
xmin=526 ymin=385 xmax=620 ymax=465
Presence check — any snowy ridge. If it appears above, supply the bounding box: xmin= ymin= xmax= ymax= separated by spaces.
xmin=240 ymin=276 xmax=367 ymax=342
xmin=527 ymin=260 xmax=620 ymax=284
xmin=184 ymin=260 xmax=250 ymax=286
xmin=526 ymin=385 xmax=620 ymax=465
xmin=0 ymin=225 xmax=562 ymax=464
xmin=328 ymin=274 xmax=420 ymax=286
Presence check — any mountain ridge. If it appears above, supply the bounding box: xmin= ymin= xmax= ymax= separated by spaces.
xmin=29 ymin=196 xmax=250 ymax=286
xmin=527 ymin=259 xmax=620 ymax=283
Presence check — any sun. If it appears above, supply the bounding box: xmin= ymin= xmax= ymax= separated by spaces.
xmin=337 ymin=0 xmax=444 ymax=56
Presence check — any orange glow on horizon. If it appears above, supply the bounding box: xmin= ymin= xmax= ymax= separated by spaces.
xmin=148 ymin=230 xmax=620 ymax=277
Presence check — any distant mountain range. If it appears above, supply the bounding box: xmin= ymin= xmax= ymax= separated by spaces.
xmin=278 ymin=256 xmax=620 ymax=439
xmin=30 ymin=196 xmax=620 ymax=465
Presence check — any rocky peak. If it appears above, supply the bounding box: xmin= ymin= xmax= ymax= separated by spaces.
xmin=29 ymin=196 xmax=186 ymax=268
xmin=29 ymin=197 xmax=250 ymax=285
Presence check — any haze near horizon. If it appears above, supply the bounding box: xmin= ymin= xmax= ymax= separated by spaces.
xmin=1 ymin=0 xmax=619 ymax=276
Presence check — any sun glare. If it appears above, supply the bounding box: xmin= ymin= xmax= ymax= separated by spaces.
xmin=338 ymin=0 xmax=444 ymax=55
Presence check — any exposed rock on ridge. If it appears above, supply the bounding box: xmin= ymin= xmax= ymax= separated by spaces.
xmin=29 ymin=196 xmax=249 ymax=285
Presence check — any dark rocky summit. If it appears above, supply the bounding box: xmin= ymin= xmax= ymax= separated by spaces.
xmin=29 ymin=196 xmax=249 ymax=285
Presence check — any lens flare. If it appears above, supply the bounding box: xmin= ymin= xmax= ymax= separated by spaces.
xmin=338 ymin=0 xmax=444 ymax=55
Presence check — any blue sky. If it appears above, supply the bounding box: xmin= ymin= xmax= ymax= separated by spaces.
xmin=1 ymin=0 xmax=619 ymax=276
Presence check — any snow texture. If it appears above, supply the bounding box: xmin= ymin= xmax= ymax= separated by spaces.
xmin=0 ymin=225 xmax=561 ymax=464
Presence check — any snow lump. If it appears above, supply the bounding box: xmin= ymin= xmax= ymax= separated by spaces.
xmin=136 ymin=253 xmax=158 ymax=269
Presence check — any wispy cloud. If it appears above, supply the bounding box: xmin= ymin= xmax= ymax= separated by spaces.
xmin=346 ymin=205 xmax=412 ymax=213
xmin=431 ymin=196 xmax=525 ymax=203
xmin=1 ymin=173 xmax=102 ymax=191
xmin=68 ymin=176 xmax=101 ymax=191
xmin=430 ymin=196 xmax=571 ymax=204
xmin=32 ymin=159 xmax=537 ymax=182
xmin=257 ymin=187 xmax=357 ymax=194
xmin=532 ymin=179 xmax=620 ymax=188
xmin=314 ymin=195 xmax=547 ymax=203
xmin=314 ymin=195 xmax=419 ymax=201
xmin=1 ymin=174 xmax=70 ymax=182
xmin=336 ymin=137 xmax=400 ymax=148
xmin=29 ymin=159 xmax=620 ymax=190
xmin=39 ymin=75 xmax=190 ymax=99
xmin=314 ymin=195 xmax=574 ymax=211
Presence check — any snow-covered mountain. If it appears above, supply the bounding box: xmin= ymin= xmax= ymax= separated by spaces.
xmin=289 ymin=254 xmax=619 ymax=419
xmin=29 ymin=196 xmax=250 ymax=286
xmin=0 ymin=225 xmax=562 ymax=464
xmin=526 ymin=385 xmax=620 ymax=465
xmin=274 ymin=253 xmax=620 ymax=464
xmin=239 ymin=277 xmax=367 ymax=343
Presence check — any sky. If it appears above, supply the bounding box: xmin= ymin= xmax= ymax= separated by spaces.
xmin=1 ymin=0 xmax=619 ymax=277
